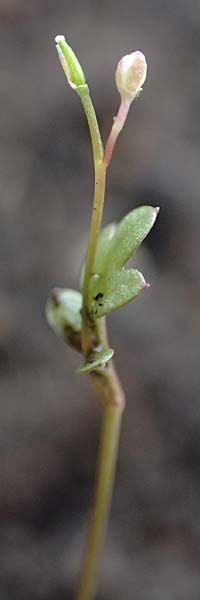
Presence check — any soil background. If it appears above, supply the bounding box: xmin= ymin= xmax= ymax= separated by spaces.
xmin=1 ymin=1 xmax=200 ymax=599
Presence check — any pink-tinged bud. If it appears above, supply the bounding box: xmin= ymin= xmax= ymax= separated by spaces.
xmin=115 ymin=51 xmax=147 ymax=101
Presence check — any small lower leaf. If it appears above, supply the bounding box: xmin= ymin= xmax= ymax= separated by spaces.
xmin=88 ymin=268 xmax=147 ymax=318
xmin=77 ymin=347 xmax=114 ymax=374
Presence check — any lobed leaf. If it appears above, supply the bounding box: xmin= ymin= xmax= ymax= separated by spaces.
xmin=105 ymin=206 xmax=159 ymax=271
xmin=88 ymin=268 xmax=147 ymax=318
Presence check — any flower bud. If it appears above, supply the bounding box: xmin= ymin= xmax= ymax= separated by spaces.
xmin=55 ymin=35 xmax=86 ymax=90
xmin=115 ymin=51 xmax=147 ymax=101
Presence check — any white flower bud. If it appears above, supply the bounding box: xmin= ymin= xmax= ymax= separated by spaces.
xmin=115 ymin=51 xmax=147 ymax=101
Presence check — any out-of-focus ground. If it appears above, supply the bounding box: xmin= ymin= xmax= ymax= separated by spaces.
xmin=0 ymin=1 xmax=200 ymax=598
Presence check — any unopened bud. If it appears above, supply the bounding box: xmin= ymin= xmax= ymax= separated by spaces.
xmin=55 ymin=35 xmax=86 ymax=90
xmin=115 ymin=51 xmax=147 ymax=101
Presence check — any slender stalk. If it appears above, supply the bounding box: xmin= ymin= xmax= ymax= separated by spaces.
xmin=76 ymin=399 xmax=124 ymax=600
xmin=78 ymin=86 xmax=103 ymax=164
xmin=83 ymin=160 xmax=106 ymax=307
xmin=76 ymin=85 xmax=125 ymax=600
xmin=78 ymin=87 xmax=105 ymax=306
xmin=103 ymin=97 xmax=131 ymax=168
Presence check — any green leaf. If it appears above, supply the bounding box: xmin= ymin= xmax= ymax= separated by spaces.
xmin=77 ymin=347 xmax=114 ymax=374
xmin=105 ymin=206 xmax=159 ymax=271
xmin=81 ymin=206 xmax=159 ymax=318
xmin=79 ymin=222 xmax=116 ymax=290
xmin=94 ymin=223 xmax=117 ymax=275
xmin=88 ymin=268 xmax=147 ymax=318
xmin=46 ymin=288 xmax=82 ymax=350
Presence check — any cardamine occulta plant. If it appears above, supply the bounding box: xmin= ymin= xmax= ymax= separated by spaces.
xmin=46 ymin=35 xmax=159 ymax=600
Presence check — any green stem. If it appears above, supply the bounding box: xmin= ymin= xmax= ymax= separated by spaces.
xmin=78 ymin=86 xmax=103 ymax=164
xmin=83 ymin=160 xmax=106 ymax=307
xmin=76 ymin=85 xmax=125 ymax=600
xmin=77 ymin=87 xmax=105 ymax=308
xmin=76 ymin=400 xmax=124 ymax=600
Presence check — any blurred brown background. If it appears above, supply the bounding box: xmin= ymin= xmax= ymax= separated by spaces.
xmin=1 ymin=1 xmax=200 ymax=598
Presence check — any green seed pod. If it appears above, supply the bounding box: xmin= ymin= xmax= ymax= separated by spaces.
xmin=55 ymin=35 xmax=86 ymax=90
